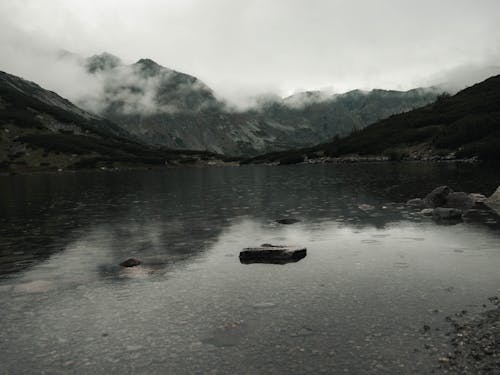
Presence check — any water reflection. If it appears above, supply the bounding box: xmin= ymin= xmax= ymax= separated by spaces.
xmin=0 ymin=164 xmax=499 ymax=278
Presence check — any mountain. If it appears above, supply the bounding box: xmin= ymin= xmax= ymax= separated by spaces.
xmin=245 ymin=75 xmax=500 ymax=164
xmin=76 ymin=53 xmax=439 ymax=156
xmin=0 ymin=71 xmax=229 ymax=172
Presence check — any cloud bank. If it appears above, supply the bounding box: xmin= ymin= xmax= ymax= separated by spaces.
xmin=1 ymin=0 xmax=500 ymax=110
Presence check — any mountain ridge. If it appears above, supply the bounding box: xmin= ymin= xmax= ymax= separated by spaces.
xmin=0 ymin=70 xmax=230 ymax=173
xmin=55 ymin=52 xmax=440 ymax=156
xmin=245 ymin=74 xmax=500 ymax=164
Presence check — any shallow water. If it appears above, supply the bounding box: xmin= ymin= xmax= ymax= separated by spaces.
xmin=1 ymin=163 xmax=499 ymax=374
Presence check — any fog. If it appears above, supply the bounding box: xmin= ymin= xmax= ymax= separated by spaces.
xmin=1 ymin=0 xmax=499 ymax=111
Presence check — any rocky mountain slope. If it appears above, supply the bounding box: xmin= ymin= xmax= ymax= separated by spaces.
xmin=75 ymin=53 xmax=439 ymax=156
xmin=246 ymin=75 xmax=500 ymax=164
xmin=0 ymin=71 xmax=228 ymax=173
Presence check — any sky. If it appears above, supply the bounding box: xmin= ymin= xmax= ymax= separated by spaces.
xmin=1 ymin=0 xmax=500 ymax=106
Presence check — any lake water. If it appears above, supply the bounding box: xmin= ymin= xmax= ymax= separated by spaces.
xmin=1 ymin=163 xmax=499 ymax=374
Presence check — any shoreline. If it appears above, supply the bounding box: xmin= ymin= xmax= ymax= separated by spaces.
xmin=0 ymin=158 xmax=488 ymax=176
xmin=435 ymin=299 xmax=500 ymax=373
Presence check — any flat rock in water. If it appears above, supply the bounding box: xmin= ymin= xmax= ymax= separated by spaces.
xmin=276 ymin=218 xmax=301 ymax=225
xmin=120 ymin=258 xmax=142 ymax=267
xmin=407 ymin=198 xmax=426 ymax=207
xmin=239 ymin=244 xmax=307 ymax=264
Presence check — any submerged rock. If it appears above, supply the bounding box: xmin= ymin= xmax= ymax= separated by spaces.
xmin=358 ymin=204 xmax=375 ymax=211
xmin=120 ymin=258 xmax=142 ymax=267
xmin=432 ymin=207 xmax=463 ymax=222
xmin=419 ymin=208 xmax=434 ymax=216
xmin=276 ymin=218 xmax=301 ymax=225
xmin=407 ymin=198 xmax=426 ymax=207
xmin=424 ymin=186 xmax=453 ymax=208
xmin=14 ymin=280 xmax=53 ymax=294
xmin=202 ymin=321 xmax=247 ymax=347
xmin=239 ymin=244 xmax=307 ymax=264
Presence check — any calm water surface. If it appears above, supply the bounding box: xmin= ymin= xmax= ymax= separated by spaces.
xmin=0 ymin=163 xmax=499 ymax=374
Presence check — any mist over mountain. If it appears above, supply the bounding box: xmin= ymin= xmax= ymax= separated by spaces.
xmin=43 ymin=51 xmax=438 ymax=156
xmin=247 ymin=74 xmax=500 ymax=164
xmin=0 ymin=70 xmax=227 ymax=172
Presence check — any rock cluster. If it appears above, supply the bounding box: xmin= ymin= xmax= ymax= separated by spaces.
xmin=406 ymin=185 xmax=499 ymax=224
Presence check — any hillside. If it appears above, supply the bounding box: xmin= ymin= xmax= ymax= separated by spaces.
xmin=246 ymin=75 xmax=500 ymax=164
xmin=0 ymin=71 xmax=229 ymax=173
xmin=74 ymin=53 xmax=439 ymax=156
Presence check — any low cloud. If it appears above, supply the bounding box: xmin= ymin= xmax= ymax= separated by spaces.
xmin=421 ymin=62 xmax=500 ymax=94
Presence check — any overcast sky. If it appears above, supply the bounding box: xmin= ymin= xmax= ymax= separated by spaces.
xmin=1 ymin=0 xmax=500 ymax=103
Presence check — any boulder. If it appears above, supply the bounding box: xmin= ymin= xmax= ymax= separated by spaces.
xmin=485 ymin=186 xmax=500 ymax=216
xmin=424 ymin=186 xmax=453 ymax=208
xmin=239 ymin=244 xmax=306 ymax=264
xmin=432 ymin=207 xmax=463 ymax=222
xmin=444 ymin=192 xmax=473 ymax=209
xmin=485 ymin=186 xmax=500 ymax=204
xmin=276 ymin=218 xmax=301 ymax=225
xmin=120 ymin=258 xmax=142 ymax=267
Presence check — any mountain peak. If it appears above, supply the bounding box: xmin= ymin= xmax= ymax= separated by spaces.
xmin=135 ymin=58 xmax=160 ymax=66
xmin=86 ymin=52 xmax=122 ymax=73
xmin=133 ymin=58 xmax=167 ymax=77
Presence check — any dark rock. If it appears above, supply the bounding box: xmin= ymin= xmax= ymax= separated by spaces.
xmin=445 ymin=192 xmax=473 ymax=209
xmin=432 ymin=207 xmax=463 ymax=222
xmin=120 ymin=258 xmax=142 ymax=267
xmin=239 ymin=244 xmax=306 ymax=264
xmin=407 ymin=198 xmax=426 ymax=207
xmin=276 ymin=218 xmax=301 ymax=225
xmin=424 ymin=186 xmax=453 ymax=207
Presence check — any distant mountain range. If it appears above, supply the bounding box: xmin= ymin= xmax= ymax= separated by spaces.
xmin=246 ymin=74 xmax=500 ymax=164
xmin=60 ymin=52 xmax=440 ymax=156
xmin=0 ymin=71 xmax=227 ymax=172
xmin=7 ymin=50 xmax=498 ymax=173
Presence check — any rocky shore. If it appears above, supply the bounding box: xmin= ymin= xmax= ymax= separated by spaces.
xmin=437 ymin=299 xmax=500 ymax=373
xmin=246 ymin=151 xmax=481 ymax=166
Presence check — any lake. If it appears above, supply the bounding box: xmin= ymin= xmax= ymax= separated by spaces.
xmin=1 ymin=163 xmax=499 ymax=374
